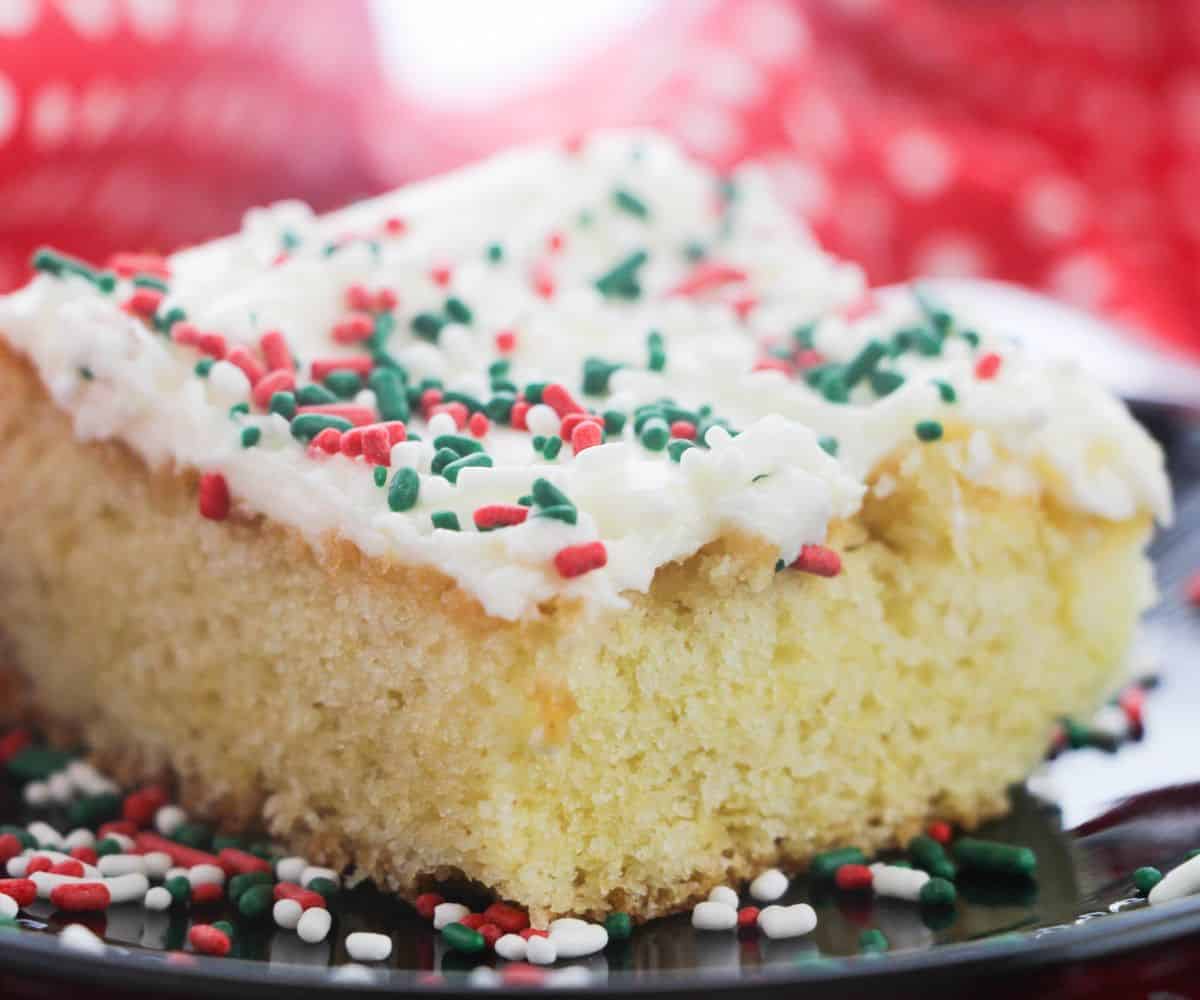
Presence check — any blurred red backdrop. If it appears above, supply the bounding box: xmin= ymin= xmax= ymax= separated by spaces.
xmin=0 ymin=0 xmax=1197 ymax=354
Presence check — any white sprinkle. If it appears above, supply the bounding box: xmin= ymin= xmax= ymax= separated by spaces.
xmin=494 ymin=932 xmax=527 ymax=961
xmin=63 ymin=829 xmax=95 ymax=850
xmin=22 ymin=781 xmax=50 ymax=807
xmin=273 ymin=898 xmax=303 ymax=930
xmin=300 ymin=865 xmax=339 ymax=889
xmin=1091 ymin=703 xmax=1129 ymax=741
xmin=426 ymin=411 xmax=457 ymax=438
xmin=525 ymin=934 xmax=558 ymax=965
xmin=98 ymin=854 xmax=146 ymax=877
xmin=525 ymin=403 xmax=561 ymax=437
xmin=143 ymin=886 xmax=172 ymax=911
xmin=297 ymin=906 xmax=332 ymax=944
xmin=26 ymin=821 xmax=63 ymax=849
xmin=31 ymin=872 xmax=89 ymax=899
xmin=142 ymin=852 xmax=173 ymax=879
xmin=869 ymin=862 xmax=930 ymax=901
xmin=757 ymin=903 xmax=817 ymax=939
xmin=163 ymin=866 xmax=188 ymax=882
xmin=691 ymin=900 xmax=738 ymax=931
xmin=154 ymin=805 xmax=186 ymax=836
xmin=104 ymin=872 xmax=150 ymax=904
xmin=59 ymin=922 xmax=106 ymax=954
xmin=6 ymin=856 xmax=29 ymax=877
xmin=275 ymin=856 xmax=307 ymax=884
xmin=432 ymin=902 xmax=470 ymax=930
xmin=0 ymin=893 xmax=17 ymax=919
xmin=549 ymin=919 xmax=608 ymax=958
xmin=345 ymin=931 xmax=392 ymax=962
xmin=47 ymin=772 xmax=74 ymax=804
xmin=749 ymin=868 xmax=789 ymax=903
xmin=187 ymin=864 xmax=225 ymax=887
xmin=707 ymin=885 xmax=740 ymax=908
xmin=1149 ymin=854 xmax=1200 ymax=906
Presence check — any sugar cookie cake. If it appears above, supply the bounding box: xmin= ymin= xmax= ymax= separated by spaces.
xmin=0 ymin=133 xmax=1170 ymax=922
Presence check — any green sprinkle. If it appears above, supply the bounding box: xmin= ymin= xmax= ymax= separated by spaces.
xmin=280 ymin=229 xmax=302 ymax=251
xmin=305 ymin=876 xmax=337 ymax=900
xmin=442 ymin=453 xmax=493 ymax=483
xmin=432 ymin=447 xmax=461 ymax=475
xmin=820 ymin=372 xmax=850 ymax=404
xmin=870 ymin=370 xmax=905 ymax=397
xmin=914 ymin=287 xmax=953 ymax=336
xmin=486 ymin=242 xmax=504 ymax=263
xmin=442 ymin=922 xmax=485 ymax=954
xmin=237 ymin=883 xmax=274 ymax=919
xmin=6 ymin=747 xmax=73 ymax=782
xmin=859 ymin=928 xmax=889 ymax=954
xmin=646 ymin=330 xmax=666 ymax=372
xmin=815 ymin=435 xmax=839 ymax=457
xmin=373 ymin=466 xmax=387 ymax=487
xmin=239 ymin=426 xmax=261 ymax=448
xmin=583 ymin=357 xmax=623 ymax=396
xmin=388 ymin=467 xmax=420 ymax=512
xmin=296 ymin=383 xmax=337 ymax=406
xmin=517 ymin=494 xmax=534 ymax=507
xmin=532 ymin=477 xmax=571 ymax=509
xmin=491 ymin=378 xmax=517 ymax=395
xmin=1133 ymin=866 xmax=1162 ymax=894
xmin=962 ymin=330 xmax=980 ymax=348
xmin=919 ymin=877 xmax=957 ymax=907
xmin=434 ymin=434 xmax=483 ymax=457
xmin=411 ymin=312 xmax=444 ymax=342
xmin=444 ymin=296 xmax=472 ymax=325
xmin=640 ymin=417 xmax=670 ymax=451
xmin=604 ymin=912 xmax=633 ymax=941
xmin=194 ymin=359 xmax=214 ymax=377
xmin=525 ymin=382 xmax=547 ymax=404
xmin=132 ymin=274 xmax=169 ymax=292
xmin=667 ymin=439 xmax=695 ymax=462
xmin=613 ymin=187 xmax=649 ymax=219
xmin=953 ymin=837 xmax=1037 ymax=877
xmin=431 ymin=510 xmax=461 ymax=531
xmin=488 ymin=359 xmax=510 ymax=378
xmin=211 ymin=920 xmax=235 ymax=938
xmin=842 ymin=339 xmax=888 ymax=388
xmin=683 ymin=240 xmax=707 ymax=261
xmin=442 ymin=390 xmax=483 ymax=413
xmin=594 ymin=250 xmax=648 ymax=300
xmin=95 ymin=837 xmax=123 ymax=857
xmin=531 ymin=435 xmax=546 ymax=453
xmin=368 ymin=368 xmax=409 ymax=422
xmin=485 ymin=392 xmax=515 ymax=423
xmin=171 ymin=822 xmax=212 ymax=850
xmin=227 ymin=871 xmax=272 ymax=903
xmin=323 ymin=369 xmax=362 ymax=399
xmin=164 ymin=875 xmax=191 ymax=906
xmin=536 ymin=503 xmax=578 ymax=524
xmin=933 ymin=380 xmax=957 ymax=404
xmin=541 ymin=436 xmax=562 ymax=460
xmin=909 ymin=835 xmax=957 ymax=880
xmin=603 ymin=410 xmax=627 ymax=435
xmin=809 ymin=847 xmax=867 ymax=879
xmin=155 ymin=305 xmax=187 ymax=334
xmin=75 ymin=365 xmax=94 ymax=382
xmin=67 ymin=792 xmax=122 ymax=828
xmin=915 ymin=420 xmax=943 ymax=442
xmin=269 ymin=392 xmax=297 ymax=420
xmin=211 ymin=835 xmax=246 ymax=853
xmin=290 ymin=413 xmax=352 ymax=441
xmin=228 ymin=402 xmax=250 ymax=419
xmin=792 ymin=323 xmax=817 ymax=349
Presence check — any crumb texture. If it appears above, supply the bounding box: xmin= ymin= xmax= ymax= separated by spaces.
xmin=0 ymin=348 xmax=1154 ymax=921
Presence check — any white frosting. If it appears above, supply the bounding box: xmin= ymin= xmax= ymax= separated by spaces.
xmin=0 ymin=132 xmax=1170 ymax=619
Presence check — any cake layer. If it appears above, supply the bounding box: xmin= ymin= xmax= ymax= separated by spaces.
xmin=0 ymin=347 xmax=1154 ymax=921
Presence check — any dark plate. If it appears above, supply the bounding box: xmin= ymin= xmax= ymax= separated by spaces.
xmin=2 ymin=419 xmax=1200 ymax=999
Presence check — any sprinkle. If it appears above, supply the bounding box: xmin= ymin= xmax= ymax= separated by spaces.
xmin=311 ymin=356 xmax=373 ymax=381
xmin=430 ymin=265 xmax=452 ymax=287
xmin=51 ymin=881 xmax=111 ymax=911
xmin=468 ymin=412 xmax=489 ymax=437
xmin=388 ymin=468 xmax=420 ymax=512
xmin=870 ymin=370 xmax=905 ymax=397
xmin=646 ymin=330 xmax=667 ymax=372
xmin=603 ymin=410 xmax=626 ymax=435
xmin=443 ymin=922 xmax=486 ymax=954
xmin=368 ymin=368 xmax=410 ymax=422
xmin=495 ymin=329 xmax=517 ymax=354
xmin=554 ymin=541 xmax=607 ymax=578
xmin=346 ymin=931 xmax=393 ymax=962
xmin=362 ymin=425 xmax=393 ymax=466
xmin=933 ymin=380 xmax=957 ymax=403
xmin=297 ymin=906 xmax=332 ymax=944
xmin=542 ymin=436 xmax=563 ymax=460
xmin=474 ymin=504 xmax=529 ymax=530
xmin=908 ymin=835 xmax=957 ymax=879
xmin=612 ymin=187 xmax=649 ymax=219
xmin=269 ymin=392 xmax=297 ymax=420
xmin=324 ymin=369 xmax=363 ymax=398
xmin=809 ymin=847 xmax=867 ymax=879
xmin=692 ymin=900 xmax=737 ymax=931
xmin=240 ymin=427 xmax=261 ymax=448
xmin=669 ymin=420 xmax=696 ymax=440
xmin=1133 ymin=866 xmax=1163 ymax=895
xmin=122 ymin=287 xmax=164 ymax=318
xmin=225 ymin=346 xmax=265 ymax=386
xmin=434 ymin=433 xmax=483 ymax=457
xmin=757 ymin=904 xmax=817 ymax=940
xmin=843 ymin=339 xmax=888 ymax=388
xmin=542 ymin=383 xmax=584 ymax=417
xmin=444 ymin=297 xmax=472 ymax=324
xmin=582 ymin=357 xmax=623 ymax=396
xmin=572 ymin=421 xmax=603 ymax=453
xmin=835 ymin=864 xmax=873 ymax=891
xmin=486 ymin=242 xmax=504 ymax=263
xmin=749 ymin=868 xmax=788 ymax=903
xmin=927 ymin=820 xmax=953 ymax=845
xmin=920 ymin=877 xmax=957 ymax=906
xmin=296 ymin=404 xmax=375 ymax=426
xmin=859 ymin=928 xmax=889 ymax=953
xmin=737 ymin=906 xmax=760 ymax=929
xmin=953 ymin=838 xmax=1037 ymax=877
xmin=442 ymin=453 xmax=493 ymax=483
xmin=296 ymin=384 xmax=336 ymax=406
xmin=818 ymin=435 xmax=838 ymax=457
xmin=198 ymin=473 xmax=230 ymax=520
xmin=430 ymin=511 xmax=460 ymax=532
xmin=975 ymin=352 xmax=1002 ymax=380
xmin=640 ymin=418 xmax=670 ymax=451
xmin=789 ymin=545 xmax=841 ymax=577
xmin=604 ymin=912 xmax=633 ymax=941
xmin=915 ymin=420 xmax=944 ymax=442
xmin=594 ymin=250 xmax=648 ymax=300
xmin=668 ymin=262 xmax=747 ymax=298
xmin=332 ymin=312 xmax=374 ymax=344
xmin=383 ymin=216 xmax=407 ymax=236
xmin=252 ymin=369 xmax=295 ymax=409
xmin=667 ymin=439 xmax=695 ymax=462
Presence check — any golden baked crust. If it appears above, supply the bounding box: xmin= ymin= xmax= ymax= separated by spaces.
xmin=0 ymin=343 xmax=1154 ymax=922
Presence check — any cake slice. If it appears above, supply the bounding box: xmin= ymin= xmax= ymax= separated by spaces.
xmin=0 ymin=133 xmax=1169 ymax=922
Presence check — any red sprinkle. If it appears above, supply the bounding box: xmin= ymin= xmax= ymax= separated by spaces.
xmin=668 ymin=263 xmax=747 ymax=298
xmin=558 ymin=412 xmax=593 ymax=440
xmin=927 ymin=820 xmax=953 ymax=846
xmin=273 ymin=882 xmax=304 ymax=901
xmin=252 ymin=368 xmax=296 ymax=409
xmin=414 ymin=892 xmax=444 ymax=921
xmin=374 ymin=287 xmax=399 ymax=312
xmin=974 ymin=352 xmax=1002 ymax=380
xmin=546 ymin=231 xmax=565 ymax=253
xmin=332 ymin=312 xmax=375 ymax=344
xmin=789 ymin=544 xmax=842 ymax=578
xmin=835 ymin=863 xmax=874 ymax=891
xmin=49 ymin=859 xmax=85 ymax=877
xmin=752 ymin=357 xmax=792 ymax=375
xmin=495 ymin=330 xmax=517 ymax=354
xmin=310 ymin=356 xmax=373 ymax=381
xmin=532 ymin=259 xmax=556 ymax=300
xmin=51 ymin=882 xmax=110 ymax=912
xmin=669 ymin=420 xmax=697 ymax=440
xmin=122 ymin=786 xmax=167 ymax=828
xmin=554 ymin=541 xmax=607 ymax=579
xmin=173 ymin=323 xmax=227 ymax=360
xmin=0 ymin=834 xmax=23 ymax=866
xmin=482 ymin=902 xmax=530 ymax=934
xmin=430 ymin=265 xmax=452 ymax=287
xmin=133 ymin=832 xmax=220 ymax=870
xmin=197 ymin=332 xmax=227 ymax=359
xmin=188 ymin=923 xmax=231 ymax=957
xmin=468 ymin=412 xmax=490 ymax=438
xmin=431 ymin=401 xmax=469 ymax=430
xmin=419 ymin=388 xmax=443 ymax=416
xmin=0 ymin=729 xmax=31 ymax=764
xmin=510 ymin=400 xmax=530 ymax=431
xmin=478 ymin=922 xmax=503 ymax=950
xmin=1119 ymin=685 xmax=1146 ymax=727
xmin=344 ymin=284 xmax=372 ymax=311
xmin=732 ymin=296 xmax=758 ymax=322
xmin=0 ymin=878 xmax=36 ymax=907
xmin=259 ymin=330 xmax=293 ymax=372
xmin=225 ymin=345 xmax=265 ymax=386
xmin=459 ymin=912 xmax=486 ymax=930
xmin=542 ymin=383 xmax=584 ymax=418
xmin=475 ymin=504 xmax=529 ymax=530
xmin=571 ymin=420 xmax=603 ymax=453
xmin=383 ymin=216 xmax=407 ymax=237
xmin=25 ymin=856 xmax=52 ymax=875
xmin=217 ymin=848 xmax=271 ymax=878
xmin=519 ymin=927 xmax=549 ymax=940
xmin=295 ymin=404 xmax=376 ymax=426
xmin=191 ymin=882 xmax=223 ymax=905
xmin=70 ymin=846 xmax=98 ymax=866
xmin=362 ymin=425 xmax=393 ymax=466
xmin=737 ymin=906 xmax=760 ymax=929
xmin=121 ymin=287 xmax=164 ymax=318
xmin=198 ymin=472 xmax=230 ymax=521
xmin=311 ymin=427 xmax=343 ymax=454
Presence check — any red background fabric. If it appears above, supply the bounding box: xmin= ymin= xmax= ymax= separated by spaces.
xmin=1 ymin=0 xmax=1197 ymax=357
